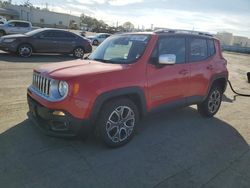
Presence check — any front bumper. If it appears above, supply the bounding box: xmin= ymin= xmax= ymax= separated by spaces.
xmin=0 ymin=42 xmax=17 ymax=52
xmin=27 ymin=95 xmax=92 ymax=138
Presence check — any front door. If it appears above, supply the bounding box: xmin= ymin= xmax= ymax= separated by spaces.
xmin=147 ymin=36 xmax=190 ymax=110
xmin=32 ymin=31 xmax=59 ymax=53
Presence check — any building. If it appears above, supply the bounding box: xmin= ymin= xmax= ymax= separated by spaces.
xmin=216 ymin=32 xmax=250 ymax=48
xmin=233 ymin=36 xmax=249 ymax=47
xmin=215 ymin=32 xmax=234 ymax=46
xmin=0 ymin=7 xmax=19 ymax=20
xmin=0 ymin=4 xmax=80 ymax=29
xmin=247 ymin=39 xmax=250 ymax=48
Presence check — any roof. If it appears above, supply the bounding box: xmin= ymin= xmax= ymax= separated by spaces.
xmin=8 ymin=20 xmax=31 ymax=23
xmin=0 ymin=8 xmax=19 ymax=16
xmin=154 ymin=29 xmax=214 ymax=38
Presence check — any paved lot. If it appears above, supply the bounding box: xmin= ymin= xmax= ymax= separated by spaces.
xmin=0 ymin=51 xmax=250 ymax=188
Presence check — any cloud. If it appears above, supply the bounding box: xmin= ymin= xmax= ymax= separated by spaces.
xmin=108 ymin=0 xmax=144 ymax=6
xmin=12 ymin=0 xmax=250 ymax=37
xmin=74 ymin=0 xmax=106 ymax=4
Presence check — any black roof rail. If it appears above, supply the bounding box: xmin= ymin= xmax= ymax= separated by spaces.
xmin=154 ymin=28 xmax=214 ymax=37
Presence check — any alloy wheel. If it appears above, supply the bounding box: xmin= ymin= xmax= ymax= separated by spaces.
xmin=208 ymin=89 xmax=221 ymax=114
xmin=19 ymin=45 xmax=32 ymax=57
xmin=74 ymin=48 xmax=84 ymax=58
xmin=105 ymin=106 xmax=135 ymax=143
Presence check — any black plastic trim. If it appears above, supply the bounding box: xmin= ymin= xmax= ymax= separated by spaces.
xmin=90 ymin=86 xmax=147 ymax=122
xmin=203 ymin=73 xmax=228 ymax=100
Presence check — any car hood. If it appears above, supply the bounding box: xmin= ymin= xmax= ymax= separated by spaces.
xmin=1 ymin=34 xmax=27 ymax=39
xmin=36 ymin=59 xmax=127 ymax=79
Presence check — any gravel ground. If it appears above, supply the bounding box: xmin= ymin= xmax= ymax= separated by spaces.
xmin=0 ymin=51 xmax=250 ymax=188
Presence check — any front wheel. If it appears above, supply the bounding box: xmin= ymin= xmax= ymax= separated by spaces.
xmin=97 ymin=98 xmax=139 ymax=148
xmin=73 ymin=47 xmax=84 ymax=58
xmin=18 ymin=44 xmax=32 ymax=57
xmin=197 ymin=86 xmax=223 ymax=117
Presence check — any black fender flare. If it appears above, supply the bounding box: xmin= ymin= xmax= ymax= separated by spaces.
xmin=203 ymin=73 xmax=228 ymax=100
xmin=90 ymin=86 xmax=147 ymax=123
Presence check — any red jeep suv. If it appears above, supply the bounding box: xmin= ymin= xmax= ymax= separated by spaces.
xmin=27 ymin=29 xmax=228 ymax=147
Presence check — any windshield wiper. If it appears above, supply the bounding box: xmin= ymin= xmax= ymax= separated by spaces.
xmin=92 ymin=58 xmax=114 ymax=63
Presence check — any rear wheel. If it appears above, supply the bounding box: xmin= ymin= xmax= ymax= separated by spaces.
xmin=0 ymin=30 xmax=5 ymax=37
xmin=197 ymin=86 xmax=222 ymax=117
xmin=97 ymin=98 xmax=139 ymax=148
xmin=18 ymin=44 xmax=32 ymax=57
xmin=73 ymin=47 xmax=84 ymax=58
xmin=93 ymin=40 xmax=99 ymax=46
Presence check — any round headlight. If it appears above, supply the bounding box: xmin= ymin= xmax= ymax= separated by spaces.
xmin=58 ymin=81 xmax=68 ymax=97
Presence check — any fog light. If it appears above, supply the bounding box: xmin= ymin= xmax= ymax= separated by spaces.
xmin=52 ymin=111 xmax=66 ymax=116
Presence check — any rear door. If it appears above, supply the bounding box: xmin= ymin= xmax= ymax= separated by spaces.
xmin=187 ymin=37 xmax=215 ymax=100
xmin=54 ymin=31 xmax=77 ymax=53
xmin=16 ymin=22 xmax=31 ymax=33
xmin=147 ymin=36 xmax=190 ymax=109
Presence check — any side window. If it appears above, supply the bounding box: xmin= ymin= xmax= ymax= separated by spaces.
xmin=8 ymin=22 xmax=16 ymax=27
xmin=40 ymin=31 xmax=57 ymax=38
xmin=54 ymin=31 xmax=66 ymax=38
xmin=63 ymin=32 xmax=77 ymax=39
xmin=17 ymin=22 xmax=29 ymax=27
xmin=207 ymin=39 xmax=216 ymax=57
xmin=189 ymin=38 xmax=208 ymax=61
xmin=158 ymin=37 xmax=186 ymax=64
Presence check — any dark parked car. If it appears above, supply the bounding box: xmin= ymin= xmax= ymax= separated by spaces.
xmin=0 ymin=28 xmax=92 ymax=58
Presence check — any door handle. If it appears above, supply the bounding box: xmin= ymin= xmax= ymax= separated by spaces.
xmin=207 ymin=65 xmax=214 ymax=70
xmin=179 ymin=69 xmax=189 ymax=75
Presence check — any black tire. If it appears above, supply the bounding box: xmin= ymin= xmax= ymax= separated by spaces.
xmin=17 ymin=44 xmax=32 ymax=57
xmin=93 ymin=40 xmax=99 ymax=46
xmin=0 ymin=30 xmax=5 ymax=37
xmin=197 ymin=86 xmax=223 ymax=118
xmin=73 ymin=47 xmax=84 ymax=58
xmin=96 ymin=98 xmax=139 ymax=148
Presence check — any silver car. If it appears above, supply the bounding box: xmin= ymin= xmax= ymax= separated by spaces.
xmin=87 ymin=33 xmax=111 ymax=46
xmin=0 ymin=20 xmax=33 ymax=36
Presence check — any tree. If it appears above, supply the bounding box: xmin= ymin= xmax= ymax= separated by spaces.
xmin=0 ymin=0 xmax=12 ymax=7
xmin=122 ymin=22 xmax=134 ymax=31
xmin=23 ymin=0 xmax=33 ymax=8
xmin=80 ymin=14 xmax=109 ymax=32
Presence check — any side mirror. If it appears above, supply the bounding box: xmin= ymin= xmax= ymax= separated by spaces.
xmin=159 ymin=54 xmax=176 ymax=65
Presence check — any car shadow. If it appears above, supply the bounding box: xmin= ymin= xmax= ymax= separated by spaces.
xmin=0 ymin=51 xmax=79 ymax=63
xmin=0 ymin=107 xmax=249 ymax=188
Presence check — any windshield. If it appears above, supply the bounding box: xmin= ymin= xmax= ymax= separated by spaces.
xmin=89 ymin=34 xmax=151 ymax=64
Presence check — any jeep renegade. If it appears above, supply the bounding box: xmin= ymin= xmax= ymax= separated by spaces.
xmin=27 ymin=29 xmax=228 ymax=147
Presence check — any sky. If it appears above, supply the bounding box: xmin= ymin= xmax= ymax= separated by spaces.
xmin=10 ymin=0 xmax=250 ymax=38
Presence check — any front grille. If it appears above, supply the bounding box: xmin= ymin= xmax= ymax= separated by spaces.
xmin=32 ymin=73 xmax=51 ymax=96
